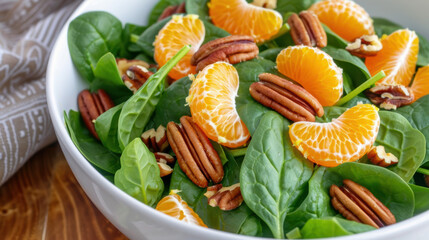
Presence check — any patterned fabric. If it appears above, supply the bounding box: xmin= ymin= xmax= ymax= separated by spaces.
xmin=0 ymin=0 xmax=82 ymax=185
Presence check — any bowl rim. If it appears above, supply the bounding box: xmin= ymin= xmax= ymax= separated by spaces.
xmin=46 ymin=0 xmax=429 ymax=239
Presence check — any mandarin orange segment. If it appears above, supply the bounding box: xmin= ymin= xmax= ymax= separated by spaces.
xmin=156 ymin=191 xmax=207 ymax=227
xmin=154 ymin=14 xmax=205 ymax=80
xmin=411 ymin=65 xmax=429 ymax=102
xmin=365 ymin=29 xmax=419 ymax=86
xmin=186 ymin=62 xmax=250 ymax=148
xmin=309 ymin=0 xmax=374 ymax=42
xmin=276 ymin=46 xmax=343 ymax=106
xmin=289 ymin=104 xmax=380 ymax=167
xmin=208 ymin=0 xmax=282 ymax=43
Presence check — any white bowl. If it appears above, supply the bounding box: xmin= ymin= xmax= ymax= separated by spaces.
xmin=46 ymin=0 xmax=429 ymax=239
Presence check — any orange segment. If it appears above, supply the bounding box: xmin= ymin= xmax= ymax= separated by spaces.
xmin=411 ymin=65 xmax=429 ymax=102
xmin=154 ymin=14 xmax=205 ymax=80
xmin=276 ymin=46 xmax=343 ymax=106
xmin=289 ymin=104 xmax=380 ymax=167
xmin=208 ymin=0 xmax=282 ymax=43
xmin=365 ymin=29 xmax=419 ymax=86
xmin=309 ymin=0 xmax=374 ymax=42
xmin=156 ymin=191 xmax=207 ymax=227
xmin=186 ymin=62 xmax=250 ymax=148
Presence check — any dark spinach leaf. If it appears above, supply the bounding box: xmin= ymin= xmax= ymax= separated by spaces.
xmin=68 ymin=11 xmax=122 ymax=82
xmin=259 ymin=48 xmax=283 ymax=62
xmin=284 ymin=167 xmax=335 ymax=233
xmin=235 ymin=58 xmax=277 ymax=134
xmin=202 ymin=20 xmax=229 ymax=44
xmin=300 ymin=217 xmax=375 ymax=238
xmin=94 ymin=103 xmax=124 ymax=154
xmin=64 ymin=110 xmax=120 ymax=174
xmin=186 ymin=0 xmax=210 ymax=22
xmin=240 ymin=111 xmax=313 ymax=238
xmin=148 ymin=0 xmax=184 ymax=25
xmin=135 ymin=17 xmax=171 ymax=57
xmin=323 ymin=162 xmax=415 ymax=221
xmin=114 ymin=138 xmax=164 ymax=207
xmin=409 ymin=184 xmax=429 ymax=215
xmin=275 ymin=0 xmax=318 ymax=19
xmin=121 ymin=23 xmax=147 ymax=56
xmin=396 ymin=95 xmax=429 ymax=167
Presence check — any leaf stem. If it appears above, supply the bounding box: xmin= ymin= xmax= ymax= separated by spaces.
xmin=227 ymin=147 xmax=248 ymax=157
xmin=417 ymin=167 xmax=429 ymax=175
xmin=335 ymin=70 xmax=386 ymax=106
xmin=130 ymin=33 xmax=139 ymax=43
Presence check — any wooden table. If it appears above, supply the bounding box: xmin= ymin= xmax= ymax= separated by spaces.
xmin=0 ymin=143 xmax=128 ymax=239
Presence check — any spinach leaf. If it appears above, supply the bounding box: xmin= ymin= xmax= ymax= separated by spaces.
xmin=121 ymin=23 xmax=147 ymax=57
xmin=300 ymin=217 xmax=375 ymax=238
xmin=320 ymin=106 xmax=426 ymax=182
xmin=68 ymin=11 xmax=122 ymax=82
xmin=114 ymin=138 xmax=164 ymax=207
xmin=146 ymin=76 xmax=191 ymax=130
xmin=323 ymin=162 xmax=415 ymax=221
xmin=202 ymin=20 xmax=230 ymax=43
xmin=373 ymin=17 xmax=429 ymax=67
xmin=91 ymin=52 xmax=131 ymax=101
xmin=409 ymin=184 xmax=429 ymax=215
xmin=324 ymin=24 xmax=348 ymax=49
xmin=186 ymin=0 xmax=210 ymax=22
xmin=341 ymin=95 xmax=371 ymax=108
xmin=64 ymin=110 xmax=120 ymax=174
xmin=169 ymin=150 xmax=261 ymax=235
xmin=94 ymin=103 xmax=124 ymax=154
xmin=118 ymin=46 xmax=190 ymax=150
xmin=259 ymin=48 xmax=283 ymax=62
xmin=235 ymin=58 xmax=277 ymax=134
xmin=284 ymin=167 xmax=336 ymax=233
xmin=323 ymin=46 xmax=371 ymax=87
xmin=240 ymin=111 xmax=313 ymax=238
xmin=148 ymin=0 xmax=184 ymax=25
xmin=275 ymin=0 xmax=318 ymax=19
xmin=136 ymin=17 xmax=171 ymax=57
xmin=396 ymin=95 xmax=429 ymax=167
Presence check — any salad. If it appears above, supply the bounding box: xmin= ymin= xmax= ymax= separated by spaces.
xmin=65 ymin=0 xmax=429 ymax=239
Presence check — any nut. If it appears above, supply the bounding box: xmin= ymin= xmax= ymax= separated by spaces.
xmin=166 ymin=116 xmax=224 ymax=188
xmin=158 ymin=1 xmax=186 ymax=21
xmin=204 ymin=183 xmax=243 ymax=211
xmin=249 ymin=73 xmax=324 ymax=122
xmin=191 ymin=35 xmax=259 ymax=72
xmin=78 ymin=89 xmax=115 ymax=139
xmin=366 ymin=84 xmax=414 ymax=110
xmin=425 ymin=175 xmax=429 ymax=188
xmin=123 ymin=65 xmax=154 ymax=94
xmin=141 ymin=125 xmax=169 ymax=152
xmin=157 ymin=162 xmax=173 ymax=177
xmin=251 ymin=0 xmax=277 ymax=9
xmin=116 ymin=58 xmax=150 ymax=76
xmin=330 ymin=179 xmax=396 ymax=229
xmin=367 ymin=146 xmax=398 ymax=167
xmin=288 ymin=11 xmax=327 ymax=48
xmin=346 ymin=35 xmax=382 ymax=58
xmin=154 ymin=152 xmax=175 ymax=165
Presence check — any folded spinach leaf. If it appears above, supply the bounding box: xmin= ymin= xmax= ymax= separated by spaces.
xmin=118 ymin=46 xmax=189 ymax=150
xmin=259 ymin=48 xmax=283 ymax=62
xmin=95 ymin=103 xmax=124 ymax=154
xmin=300 ymin=217 xmax=376 ymax=238
xmin=240 ymin=111 xmax=313 ymax=238
xmin=64 ymin=110 xmax=120 ymax=174
xmin=121 ymin=23 xmax=147 ymax=57
xmin=114 ymin=138 xmax=164 ymax=207
xmin=323 ymin=162 xmax=415 ymax=221
xmin=235 ymin=58 xmax=278 ymax=135
xmin=68 ymin=11 xmax=122 ymax=82
xmin=186 ymin=0 xmax=210 ymax=22
xmin=148 ymin=0 xmax=184 ymax=26
xmin=396 ymin=95 xmax=429 ymax=167
xmin=169 ymin=150 xmax=262 ymax=236
xmin=409 ymin=183 xmax=429 ymax=215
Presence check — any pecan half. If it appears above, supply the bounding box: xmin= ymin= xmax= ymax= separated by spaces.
xmin=346 ymin=35 xmax=382 ymax=58
xmin=366 ymin=84 xmax=414 ymax=110
xmin=167 ymin=116 xmax=224 ymax=188
xmin=204 ymin=183 xmax=243 ymax=211
xmin=123 ymin=65 xmax=154 ymax=94
xmin=117 ymin=58 xmax=149 ymax=76
xmin=288 ymin=11 xmax=327 ymax=48
xmin=367 ymin=146 xmax=398 ymax=167
xmin=330 ymin=179 xmax=396 ymax=229
xmin=249 ymin=73 xmax=324 ymax=122
xmin=141 ymin=125 xmax=169 ymax=152
xmin=158 ymin=1 xmax=186 ymax=21
xmin=251 ymin=0 xmax=277 ymax=9
xmin=191 ymin=35 xmax=259 ymax=72
xmin=78 ymin=89 xmax=115 ymax=139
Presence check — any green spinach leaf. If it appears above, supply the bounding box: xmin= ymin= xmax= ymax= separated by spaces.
xmin=300 ymin=217 xmax=375 ymax=238
xmin=94 ymin=103 xmax=124 ymax=154
xmin=186 ymin=0 xmax=210 ymax=21
xmin=118 ymin=46 xmax=190 ymax=150
xmin=409 ymin=184 xmax=429 ymax=215
xmin=114 ymin=138 xmax=164 ymax=207
xmin=148 ymin=0 xmax=184 ymax=25
xmin=396 ymin=95 xmax=429 ymax=167
xmin=68 ymin=11 xmax=122 ymax=82
xmin=202 ymin=20 xmax=230 ymax=43
xmin=324 ymin=24 xmax=348 ymax=49
xmin=136 ymin=17 xmax=171 ymax=57
xmin=259 ymin=48 xmax=283 ymax=62
xmin=275 ymin=0 xmax=318 ymax=19
xmin=240 ymin=111 xmax=313 ymax=238
xmin=64 ymin=110 xmax=120 ymax=174
xmin=323 ymin=162 xmax=415 ymax=221
xmin=121 ymin=23 xmax=147 ymax=57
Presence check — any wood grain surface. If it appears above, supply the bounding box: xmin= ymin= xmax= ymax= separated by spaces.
xmin=0 ymin=143 xmax=128 ymax=240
